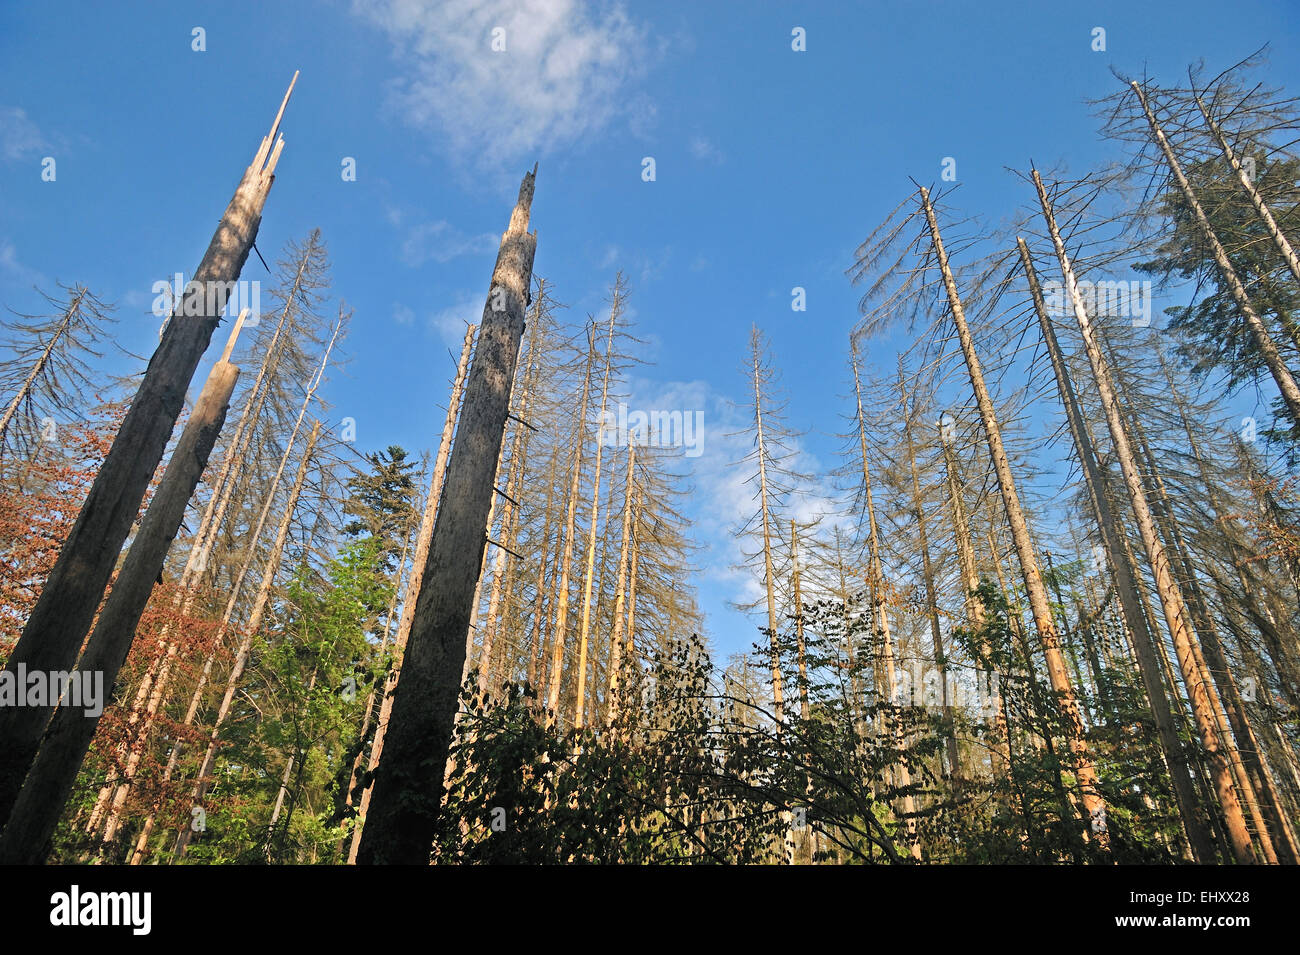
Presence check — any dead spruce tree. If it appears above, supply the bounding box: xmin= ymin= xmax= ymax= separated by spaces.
xmin=355 ymin=167 xmax=536 ymax=865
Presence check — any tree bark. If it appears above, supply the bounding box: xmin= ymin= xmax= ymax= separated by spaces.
xmin=1032 ymin=169 xmax=1253 ymax=861
xmin=0 ymin=321 xmax=244 ymax=864
xmin=1018 ymin=237 xmax=1210 ymax=861
xmin=0 ymin=75 xmax=296 ymax=827
xmin=346 ymin=321 xmax=475 ymax=863
xmin=354 ymin=168 xmax=536 ymax=865
xmin=919 ymin=186 xmax=1107 ymax=842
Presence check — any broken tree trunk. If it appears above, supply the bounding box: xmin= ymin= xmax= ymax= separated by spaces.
xmin=354 ymin=168 xmax=536 ymax=865
xmin=346 ymin=321 xmax=475 ymax=864
xmin=0 ymin=74 xmax=297 ymax=828
xmin=0 ymin=316 xmax=246 ymax=864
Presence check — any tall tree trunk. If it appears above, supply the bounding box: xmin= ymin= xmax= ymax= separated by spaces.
xmin=790 ymin=520 xmax=810 ymax=723
xmin=0 ymin=75 xmax=297 ymax=826
xmin=346 ymin=322 xmax=475 ymax=863
xmin=752 ymin=331 xmax=784 ymax=726
xmin=575 ymin=290 xmax=623 ymax=728
xmin=0 ymin=318 xmax=246 ymax=864
xmin=1032 ymin=169 xmax=1253 ymax=861
xmin=354 ymin=168 xmax=536 ymax=865
xmin=897 ymin=370 xmax=961 ymax=780
xmin=1195 ymin=94 xmax=1300 ymax=287
xmin=544 ymin=332 xmax=596 ymax=722
xmin=606 ymin=443 xmax=635 ymax=728
xmin=1018 ymin=237 xmax=1210 ymax=861
xmin=846 ymin=345 xmax=915 ymax=852
xmin=919 ymin=186 xmax=1108 ymax=842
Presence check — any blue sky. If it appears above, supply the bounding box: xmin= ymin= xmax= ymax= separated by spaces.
xmin=2 ymin=0 xmax=1297 ymax=660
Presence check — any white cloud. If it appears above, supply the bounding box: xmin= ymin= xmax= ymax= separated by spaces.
xmin=400 ymin=220 xmax=498 ymax=266
xmin=0 ymin=239 xmax=43 ymax=287
xmin=355 ymin=0 xmax=653 ymax=166
xmin=0 ymin=106 xmax=49 ymax=161
xmin=393 ymin=302 xmax=416 ymax=325
xmin=688 ymin=134 xmax=723 ymax=164
xmin=428 ymin=293 xmax=483 ymax=344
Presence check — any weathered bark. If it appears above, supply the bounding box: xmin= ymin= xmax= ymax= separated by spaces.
xmin=0 ymin=319 xmax=245 ymax=864
xmin=1032 ymin=169 xmax=1252 ymax=861
xmin=919 ymin=185 xmax=1108 ymax=841
xmin=346 ymin=321 xmax=475 ymax=864
xmin=0 ymin=75 xmax=296 ymax=827
xmin=1132 ymin=81 xmax=1300 ymax=429
xmin=354 ymin=168 xmax=537 ymax=865
xmin=1018 ymin=237 xmax=1211 ymax=862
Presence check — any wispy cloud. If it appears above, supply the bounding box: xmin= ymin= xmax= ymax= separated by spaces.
xmin=355 ymin=0 xmax=653 ymax=166
xmin=400 ymin=220 xmax=498 ymax=266
xmin=0 ymin=239 xmax=44 ymax=287
xmin=688 ymin=134 xmax=724 ymax=164
xmin=0 ymin=106 xmax=49 ymax=161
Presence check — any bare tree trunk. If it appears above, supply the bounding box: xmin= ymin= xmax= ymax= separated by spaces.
xmin=124 ymin=313 xmax=339 ymax=861
xmin=544 ymin=331 xmax=596 ymax=722
xmin=1032 ymin=170 xmax=1253 ymax=861
xmin=93 ymin=254 xmax=310 ymax=838
xmin=897 ymin=370 xmax=961 ymax=780
xmin=751 ymin=332 xmax=784 ymax=725
xmin=1019 ymin=238 xmax=1210 ymax=862
xmin=790 ymin=520 xmax=810 ymax=723
xmin=1195 ymin=95 xmax=1300 ymax=287
xmin=576 ymin=292 xmax=622 ymax=728
xmin=355 ymin=168 xmax=536 ymax=865
xmin=846 ymin=345 xmax=916 ymax=853
xmin=0 ymin=75 xmax=297 ymax=826
xmin=919 ymin=186 xmax=1108 ymax=842
xmin=1132 ymin=82 xmax=1300 ymax=428
xmin=346 ymin=322 xmax=475 ymax=863
xmin=172 ymin=420 xmax=321 ymax=859
xmin=606 ymin=443 xmax=635 ymax=728
xmin=0 ymin=288 xmax=87 ymax=450
xmin=0 ymin=318 xmax=246 ymax=864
